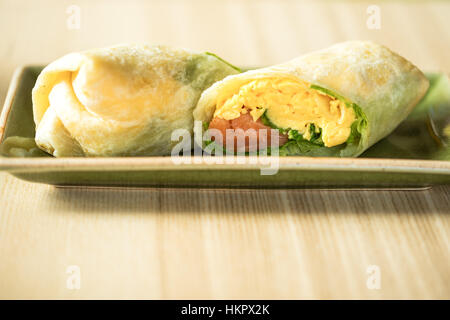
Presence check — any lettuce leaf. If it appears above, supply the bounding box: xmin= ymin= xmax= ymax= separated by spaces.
xmin=279 ymin=140 xmax=341 ymax=157
xmin=205 ymin=52 xmax=242 ymax=73
xmin=288 ymin=124 xmax=323 ymax=145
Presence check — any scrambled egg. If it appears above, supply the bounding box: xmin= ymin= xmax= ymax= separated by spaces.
xmin=213 ymin=78 xmax=356 ymax=147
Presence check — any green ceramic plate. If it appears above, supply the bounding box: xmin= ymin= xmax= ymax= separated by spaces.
xmin=0 ymin=66 xmax=449 ymax=188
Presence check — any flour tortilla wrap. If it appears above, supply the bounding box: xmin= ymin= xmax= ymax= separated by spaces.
xmin=33 ymin=44 xmax=239 ymax=156
xmin=194 ymin=41 xmax=429 ymax=157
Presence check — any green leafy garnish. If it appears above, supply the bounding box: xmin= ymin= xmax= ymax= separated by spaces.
xmin=205 ymin=52 xmax=242 ymax=73
xmin=262 ymin=110 xmax=324 ymax=146
xmin=288 ymin=124 xmax=324 ymax=145
xmin=279 ymin=140 xmax=340 ymax=157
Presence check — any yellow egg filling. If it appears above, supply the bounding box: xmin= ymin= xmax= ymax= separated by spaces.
xmin=213 ymin=78 xmax=356 ymax=147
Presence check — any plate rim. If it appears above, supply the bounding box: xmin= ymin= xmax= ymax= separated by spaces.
xmin=0 ymin=65 xmax=25 ymax=143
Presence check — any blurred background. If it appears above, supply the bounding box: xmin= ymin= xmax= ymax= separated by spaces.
xmin=1 ymin=0 xmax=449 ymax=105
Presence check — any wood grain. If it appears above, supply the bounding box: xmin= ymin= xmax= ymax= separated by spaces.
xmin=0 ymin=0 xmax=449 ymax=299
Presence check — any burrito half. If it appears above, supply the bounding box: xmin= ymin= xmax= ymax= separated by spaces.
xmin=33 ymin=44 xmax=240 ymax=156
xmin=194 ymin=41 xmax=429 ymax=156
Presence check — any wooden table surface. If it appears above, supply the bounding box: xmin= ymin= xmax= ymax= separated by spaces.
xmin=0 ymin=0 xmax=449 ymax=299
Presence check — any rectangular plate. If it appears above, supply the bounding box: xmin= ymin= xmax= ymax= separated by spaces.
xmin=0 ymin=66 xmax=449 ymax=188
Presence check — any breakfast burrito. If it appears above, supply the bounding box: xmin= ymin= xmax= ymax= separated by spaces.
xmin=193 ymin=41 xmax=429 ymax=156
xmin=32 ymin=44 xmax=239 ymax=156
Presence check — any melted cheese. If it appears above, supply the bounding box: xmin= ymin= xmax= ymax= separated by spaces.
xmin=213 ymin=78 xmax=355 ymax=147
